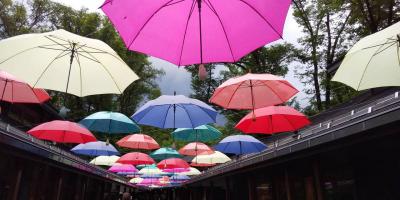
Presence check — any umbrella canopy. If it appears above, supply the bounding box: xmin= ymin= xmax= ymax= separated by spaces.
xmin=101 ymin=0 xmax=291 ymax=66
xmin=130 ymin=177 xmax=144 ymax=184
xmin=179 ymin=167 xmax=201 ymax=176
xmin=172 ymin=125 xmax=222 ymax=142
xmin=0 ymin=29 xmax=138 ymax=97
xmin=140 ymin=174 xmax=163 ymax=179
xmin=90 ymin=155 xmax=120 ymax=166
xmin=210 ymin=73 xmax=298 ymax=110
xmin=139 ymin=165 xmax=164 ymax=175
xmin=136 ymin=164 xmax=151 ymax=170
xmin=332 ymin=22 xmax=400 ymax=90
xmin=138 ymin=178 xmax=162 ymax=186
xmin=0 ymin=71 xmax=50 ymax=104
xmin=132 ymin=95 xmax=217 ymax=128
xmin=27 ymin=120 xmax=96 ymax=144
xmin=214 ymin=135 xmax=267 ymax=155
xmin=178 ymin=142 xmax=214 ymax=156
xmin=162 ymin=168 xmax=190 ymax=173
xmin=157 ymin=158 xmax=190 ymax=169
xmin=191 ymin=151 xmax=231 ymax=165
xmin=170 ymin=174 xmax=190 ymax=181
xmin=150 ymin=147 xmax=183 ymax=161
xmin=117 ymin=171 xmax=142 ymax=176
xmin=116 ymin=134 xmax=160 ymax=150
xmin=236 ymin=106 xmax=311 ymax=134
xmin=108 ymin=163 xmax=138 ymax=173
xmin=117 ymin=152 xmax=155 ymax=165
xmin=71 ymin=141 xmax=119 ymax=156
xmin=80 ymin=111 xmax=140 ymax=134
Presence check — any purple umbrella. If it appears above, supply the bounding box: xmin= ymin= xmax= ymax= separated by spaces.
xmin=101 ymin=0 xmax=291 ymax=66
xmin=108 ymin=163 xmax=138 ymax=173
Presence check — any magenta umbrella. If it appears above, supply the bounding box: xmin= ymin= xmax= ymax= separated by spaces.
xmin=101 ymin=0 xmax=291 ymax=66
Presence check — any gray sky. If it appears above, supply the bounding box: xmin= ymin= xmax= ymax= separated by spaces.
xmin=51 ymin=0 xmax=308 ymax=106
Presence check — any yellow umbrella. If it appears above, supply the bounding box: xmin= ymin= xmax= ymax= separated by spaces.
xmin=332 ymin=22 xmax=400 ymax=90
xmin=90 ymin=155 xmax=120 ymax=166
xmin=129 ymin=177 xmax=143 ymax=184
xmin=0 ymin=29 xmax=139 ymax=97
xmin=191 ymin=151 xmax=231 ymax=165
xmin=179 ymin=167 xmax=201 ymax=176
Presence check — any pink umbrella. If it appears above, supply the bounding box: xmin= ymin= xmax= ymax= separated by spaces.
xmin=108 ymin=163 xmax=138 ymax=173
xmin=162 ymin=168 xmax=190 ymax=173
xmin=117 ymin=152 xmax=155 ymax=165
xmin=101 ymin=0 xmax=291 ymax=66
xmin=210 ymin=73 xmax=298 ymax=110
xmin=178 ymin=142 xmax=214 ymax=156
xmin=116 ymin=134 xmax=160 ymax=150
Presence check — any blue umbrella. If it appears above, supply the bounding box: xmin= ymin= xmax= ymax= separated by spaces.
xmin=170 ymin=174 xmax=190 ymax=181
xmin=132 ymin=95 xmax=217 ymax=128
xmin=150 ymin=147 xmax=183 ymax=161
xmin=80 ymin=111 xmax=140 ymax=134
xmin=140 ymin=174 xmax=163 ymax=179
xmin=214 ymin=135 xmax=267 ymax=155
xmin=172 ymin=125 xmax=222 ymax=142
xmin=71 ymin=141 xmax=120 ymax=156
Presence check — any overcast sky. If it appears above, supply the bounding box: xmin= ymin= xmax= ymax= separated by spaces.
xmin=51 ymin=0 xmax=308 ymax=106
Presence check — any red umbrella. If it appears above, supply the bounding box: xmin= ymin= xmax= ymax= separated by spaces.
xmin=117 ymin=152 xmax=155 ymax=165
xmin=157 ymin=158 xmax=190 ymax=169
xmin=116 ymin=134 xmax=160 ymax=150
xmin=0 ymin=71 xmax=50 ymax=103
xmin=210 ymin=73 xmax=298 ymax=110
xmin=27 ymin=120 xmax=96 ymax=143
xmin=190 ymin=162 xmax=216 ymax=167
xmin=235 ymin=106 xmax=311 ymax=134
xmin=178 ymin=142 xmax=214 ymax=156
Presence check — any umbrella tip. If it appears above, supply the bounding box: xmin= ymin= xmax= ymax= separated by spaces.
xmin=174 ymin=91 xmax=176 ymax=96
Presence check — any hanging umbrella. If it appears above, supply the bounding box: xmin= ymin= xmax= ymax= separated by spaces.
xmin=136 ymin=164 xmax=151 ymax=170
xmin=179 ymin=167 xmax=201 ymax=176
xmin=150 ymin=147 xmax=183 ymax=161
xmin=130 ymin=177 xmax=144 ymax=184
xmin=209 ymin=73 xmax=298 ymax=110
xmin=132 ymin=95 xmax=217 ymax=129
xmin=108 ymin=163 xmax=138 ymax=173
xmin=190 ymin=162 xmax=215 ymax=167
xmin=162 ymin=168 xmax=190 ymax=173
xmin=140 ymin=174 xmax=163 ymax=179
xmin=0 ymin=71 xmax=50 ymax=104
xmin=137 ymin=178 xmax=162 ymax=187
xmin=27 ymin=120 xmax=96 ymax=144
xmin=117 ymin=152 xmax=155 ymax=165
xmin=214 ymin=135 xmax=267 ymax=155
xmin=79 ymin=111 xmax=140 ymax=134
xmin=236 ymin=106 xmax=311 ymax=134
xmin=116 ymin=134 xmax=160 ymax=150
xmin=139 ymin=165 xmax=164 ymax=175
xmin=157 ymin=158 xmax=190 ymax=169
xmin=90 ymin=155 xmax=120 ymax=166
xmin=191 ymin=151 xmax=231 ymax=165
xmin=71 ymin=141 xmax=119 ymax=156
xmin=172 ymin=125 xmax=221 ymax=142
xmin=332 ymin=22 xmax=400 ymax=90
xmin=178 ymin=142 xmax=214 ymax=156
xmin=101 ymin=0 xmax=291 ymax=66
xmin=170 ymin=174 xmax=190 ymax=183
xmin=117 ymin=171 xmax=142 ymax=176
xmin=0 ymin=29 xmax=138 ymax=97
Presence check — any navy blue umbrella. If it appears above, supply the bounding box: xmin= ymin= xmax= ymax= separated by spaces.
xmin=214 ymin=135 xmax=267 ymax=155
xmin=132 ymin=95 xmax=217 ymax=128
xmin=71 ymin=141 xmax=120 ymax=156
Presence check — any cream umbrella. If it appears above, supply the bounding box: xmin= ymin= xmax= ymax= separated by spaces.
xmin=332 ymin=22 xmax=400 ymax=90
xmin=191 ymin=151 xmax=231 ymax=165
xmin=90 ymin=155 xmax=120 ymax=166
xmin=129 ymin=177 xmax=144 ymax=184
xmin=179 ymin=167 xmax=201 ymax=176
xmin=0 ymin=29 xmax=139 ymax=97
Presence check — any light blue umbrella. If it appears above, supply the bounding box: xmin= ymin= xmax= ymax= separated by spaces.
xmin=172 ymin=125 xmax=222 ymax=142
xmin=140 ymin=174 xmax=163 ymax=179
xmin=131 ymin=95 xmax=217 ymax=128
xmin=80 ymin=111 xmax=140 ymax=134
xmin=214 ymin=135 xmax=267 ymax=155
xmin=170 ymin=174 xmax=190 ymax=181
xmin=71 ymin=141 xmax=120 ymax=156
xmin=150 ymin=147 xmax=183 ymax=161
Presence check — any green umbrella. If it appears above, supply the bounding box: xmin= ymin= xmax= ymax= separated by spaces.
xmin=172 ymin=125 xmax=222 ymax=142
xmin=80 ymin=111 xmax=140 ymax=134
xmin=150 ymin=147 xmax=183 ymax=161
xmin=332 ymin=22 xmax=400 ymax=90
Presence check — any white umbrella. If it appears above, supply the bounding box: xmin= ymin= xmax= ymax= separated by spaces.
xmin=332 ymin=22 xmax=400 ymax=90
xmin=90 ymin=155 xmax=120 ymax=166
xmin=0 ymin=29 xmax=139 ymax=97
xmin=191 ymin=151 xmax=231 ymax=165
xmin=179 ymin=167 xmax=201 ymax=176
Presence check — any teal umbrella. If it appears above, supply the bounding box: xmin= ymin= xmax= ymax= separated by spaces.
xmin=80 ymin=111 xmax=140 ymax=134
xmin=172 ymin=125 xmax=222 ymax=142
xmin=150 ymin=147 xmax=183 ymax=161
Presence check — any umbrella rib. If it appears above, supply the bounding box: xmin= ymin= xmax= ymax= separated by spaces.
xmin=127 ymin=0 xmax=175 ymax=50
xmin=78 ymin=48 xmax=123 ymax=93
xmin=81 ymin=46 xmax=125 ymax=63
xmin=178 ymin=0 xmax=196 ymax=66
xmin=33 ymin=50 xmax=72 ymax=87
xmin=237 ymin=0 xmax=283 ymax=39
xmin=165 ymin=0 xmax=187 ymax=7
xmin=44 ymin=36 xmax=72 ymax=50
xmin=259 ymin=80 xmax=292 ymax=104
xmin=360 ymin=40 xmax=395 ymax=50
xmin=226 ymin=82 xmax=245 ymax=108
xmin=162 ymin=104 xmax=173 ymax=128
xmin=356 ymin=41 xmax=394 ymax=90
xmin=76 ymin=52 xmax=100 ymax=63
xmin=204 ymin=0 xmax=235 ymax=61
xmin=179 ymin=104 xmax=195 ymax=128
xmin=74 ymin=51 xmax=83 ymax=96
